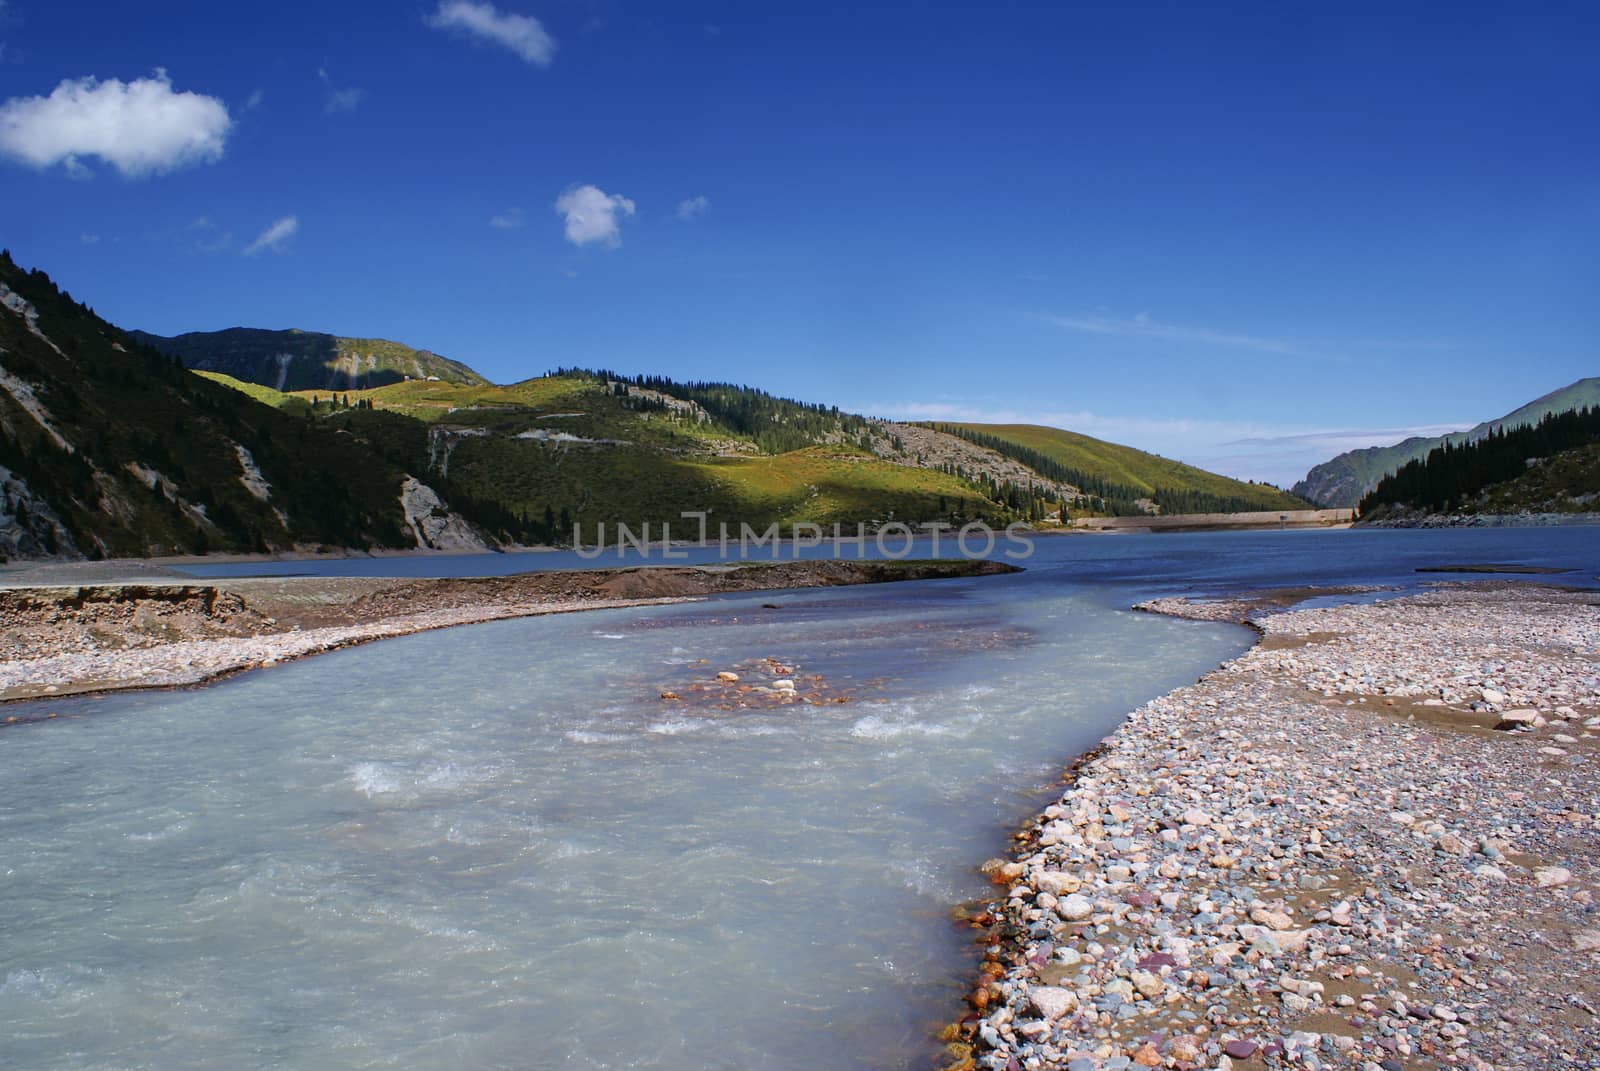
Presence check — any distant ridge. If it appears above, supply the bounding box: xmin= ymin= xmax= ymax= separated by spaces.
xmin=928 ymin=423 xmax=1307 ymax=515
xmin=3 ymin=248 xmax=1336 ymax=561
xmin=1293 ymin=377 xmax=1600 ymax=507
xmin=129 ymin=327 xmax=488 ymax=392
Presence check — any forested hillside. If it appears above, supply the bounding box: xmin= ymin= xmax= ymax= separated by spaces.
xmin=2 ymin=249 xmax=1326 ymax=561
xmin=0 ymin=252 xmax=493 ymax=559
xmin=1358 ymin=406 xmax=1600 ymax=517
xmin=1295 ymin=377 xmax=1600 ymax=507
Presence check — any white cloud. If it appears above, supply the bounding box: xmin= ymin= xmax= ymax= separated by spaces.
xmin=318 ymin=67 xmax=364 ymax=114
xmin=243 ymin=89 xmax=265 ymax=112
xmin=80 ymin=233 xmax=99 ymax=245
xmin=490 ymin=207 xmax=525 ymax=229
xmin=676 ymin=195 xmax=710 ymax=220
xmin=243 ymin=215 xmax=299 ymax=256
xmin=427 ymin=1 xmax=556 ymax=66
xmin=0 ymin=70 xmax=232 ymax=178
xmin=554 ymin=184 xmax=634 ymax=248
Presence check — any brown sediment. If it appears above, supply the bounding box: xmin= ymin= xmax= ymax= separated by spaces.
xmin=0 ymin=558 xmax=1020 ymax=706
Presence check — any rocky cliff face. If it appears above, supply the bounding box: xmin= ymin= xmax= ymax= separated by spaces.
xmin=0 ymin=464 xmax=80 ymax=560
xmin=399 ymin=477 xmax=492 ymax=552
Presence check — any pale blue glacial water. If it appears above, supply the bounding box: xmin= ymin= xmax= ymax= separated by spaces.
xmin=2 ymin=528 xmax=1596 ymax=1069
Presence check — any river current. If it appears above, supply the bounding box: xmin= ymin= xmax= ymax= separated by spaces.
xmin=2 ymin=528 xmax=1595 ymax=1069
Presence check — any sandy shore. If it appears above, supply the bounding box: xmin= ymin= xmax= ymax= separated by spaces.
xmin=0 ymin=558 xmax=1015 ymax=705
xmin=951 ymin=583 xmax=1600 ymax=1071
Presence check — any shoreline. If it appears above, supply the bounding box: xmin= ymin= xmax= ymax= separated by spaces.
xmin=948 ymin=581 xmax=1600 ymax=1071
xmin=0 ymin=558 xmax=1016 ymax=707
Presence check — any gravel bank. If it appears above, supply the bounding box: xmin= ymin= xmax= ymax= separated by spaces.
xmin=0 ymin=558 xmax=1016 ymax=704
xmin=1361 ymin=512 xmax=1600 ymax=529
xmin=952 ymin=583 xmax=1600 ymax=1071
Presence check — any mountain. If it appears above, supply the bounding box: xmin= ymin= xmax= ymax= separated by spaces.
xmin=1467 ymin=441 xmax=1600 ymax=515
xmin=0 ymin=253 xmax=495 ymax=560
xmin=202 ymin=371 xmax=1034 ymax=541
xmin=128 ymin=327 xmax=488 ymax=392
xmin=2 ymin=250 xmax=1321 ymax=561
xmin=1293 ymin=377 xmax=1600 ymax=507
xmin=1358 ymin=405 xmax=1600 ymax=520
xmin=926 ymin=423 xmax=1308 ymax=515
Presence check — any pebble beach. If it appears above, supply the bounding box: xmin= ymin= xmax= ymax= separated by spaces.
xmin=954 ymin=583 xmax=1600 ymax=1071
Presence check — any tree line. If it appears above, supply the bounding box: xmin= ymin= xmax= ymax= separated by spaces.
xmin=549 ymin=367 xmax=870 ymax=454
xmin=1359 ymin=406 xmax=1600 ymax=515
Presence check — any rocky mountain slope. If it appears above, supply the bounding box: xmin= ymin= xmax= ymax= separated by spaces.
xmin=0 ymin=253 xmax=489 ymax=561
xmin=1294 ymin=377 xmax=1600 ymax=507
xmin=129 ymin=327 xmax=487 ymax=392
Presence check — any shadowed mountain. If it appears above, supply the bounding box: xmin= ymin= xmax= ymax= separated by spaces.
xmin=0 ymin=253 xmax=495 ymax=560
xmin=128 ymin=327 xmax=488 ymax=392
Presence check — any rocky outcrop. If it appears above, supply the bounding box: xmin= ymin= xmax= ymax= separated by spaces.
xmin=873 ymin=422 xmax=1081 ymax=501
xmin=0 ymin=464 xmax=80 ymax=561
xmin=398 ymin=476 xmax=492 ymax=551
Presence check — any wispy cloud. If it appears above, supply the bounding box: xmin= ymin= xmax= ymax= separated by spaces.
xmin=243 ymin=215 xmax=298 ymax=256
xmin=1049 ymin=311 xmax=1455 ymax=358
xmin=242 ymin=88 xmax=265 ymax=112
xmin=676 ymin=195 xmax=710 ymax=221
xmin=490 ymin=207 xmax=525 ymax=229
xmin=189 ymin=216 xmax=233 ymax=253
xmin=0 ymin=69 xmax=231 ymax=178
xmin=318 ymin=67 xmax=364 ymax=113
xmin=554 ymin=184 xmax=634 ymax=248
xmin=1049 ymin=312 xmax=1310 ymax=357
xmin=1222 ymin=424 xmax=1471 ymax=451
xmin=79 ymin=233 xmax=99 ymax=245
xmin=427 ymin=1 xmax=556 ymax=66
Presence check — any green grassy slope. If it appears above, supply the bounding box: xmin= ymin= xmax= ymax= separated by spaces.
xmin=192 ymin=370 xmax=311 ymax=415
xmin=131 ymin=327 xmax=488 ymax=392
xmin=933 ymin=423 xmax=1307 ymax=513
xmin=272 ymin=378 xmax=1014 ymax=539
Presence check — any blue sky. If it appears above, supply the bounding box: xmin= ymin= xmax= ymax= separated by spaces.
xmin=1 ymin=1 xmax=1595 ymax=486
